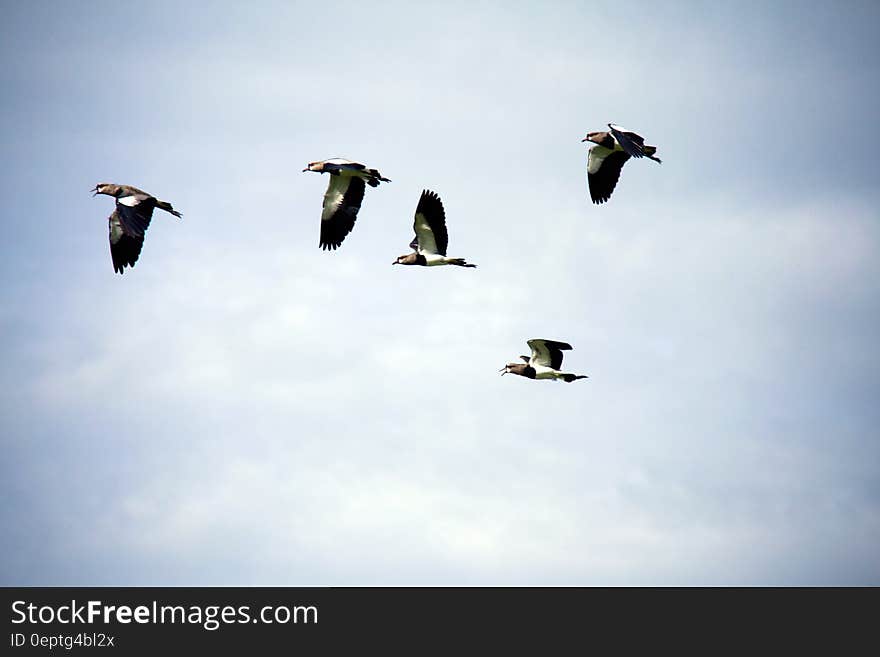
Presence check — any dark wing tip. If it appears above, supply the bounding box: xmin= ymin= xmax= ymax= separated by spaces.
xmin=319 ymin=220 xmax=351 ymax=250
xmin=416 ymin=189 xmax=445 ymax=218
xmin=588 ymin=151 xmax=629 ymax=204
xmin=544 ymin=340 xmax=573 ymax=351
xmin=110 ymin=234 xmax=144 ymax=274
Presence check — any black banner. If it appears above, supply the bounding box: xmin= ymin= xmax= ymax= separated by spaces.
xmin=1 ymin=587 xmax=873 ymax=653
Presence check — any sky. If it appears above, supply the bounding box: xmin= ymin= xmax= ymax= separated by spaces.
xmin=1 ymin=0 xmax=878 ymax=585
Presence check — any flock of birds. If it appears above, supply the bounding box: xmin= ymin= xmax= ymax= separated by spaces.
xmin=91 ymin=123 xmax=660 ymax=384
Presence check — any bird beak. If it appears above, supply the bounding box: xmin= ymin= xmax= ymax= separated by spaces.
xmin=91 ymin=185 xmax=99 ymax=196
xmin=581 ymin=137 xmax=589 ymax=142
xmin=391 ymin=261 xmax=398 ymax=265
xmin=499 ymin=367 xmax=507 ymax=375
xmin=302 ymin=168 xmax=309 ymax=172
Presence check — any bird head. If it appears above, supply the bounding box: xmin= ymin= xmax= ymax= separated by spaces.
xmin=91 ymin=183 xmax=115 ymax=197
xmin=500 ymin=363 xmax=527 ymax=377
xmin=392 ymin=253 xmax=419 ymax=266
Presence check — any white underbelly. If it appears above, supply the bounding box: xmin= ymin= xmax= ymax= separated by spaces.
xmin=532 ymin=365 xmax=559 ymax=380
xmin=424 ymin=253 xmax=448 ymax=266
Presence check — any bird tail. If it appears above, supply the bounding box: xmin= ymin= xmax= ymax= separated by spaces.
xmin=366 ymin=169 xmax=391 ymax=187
xmin=449 ymin=258 xmax=476 ymax=268
xmin=562 ymin=374 xmax=588 ymax=383
xmin=643 ymin=145 xmax=662 ymax=164
xmin=156 ymin=200 xmax=182 ymax=218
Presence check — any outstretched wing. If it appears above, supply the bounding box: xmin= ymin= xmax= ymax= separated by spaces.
xmin=320 ymin=175 xmax=366 ymax=250
xmin=608 ymin=124 xmax=647 ymax=158
xmin=527 ymin=339 xmax=573 ymax=370
xmin=412 ymin=189 xmax=448 ymax=256
xmin=108 ymin=209 xmax=146 ymax=274
xmin=587 ymin=147 xmax=630 ymax=204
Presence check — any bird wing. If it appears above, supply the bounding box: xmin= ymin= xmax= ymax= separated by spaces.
xmin=412 ymin=189 xmax=448 ymax=256
xmin=320 ymin=159 xmax=367 ymax=174
xmin=320 ymin=174 xmax=366 ymax=250
xmin=608 ymin=124 xmax=647 ymax=158
xmin=108 ymin=209 xmax=145 ymax=274
xmin=527 ymin=339 xmax=573 ymax=370
xmin=587 ymin=148 xmax=630 ymax=204
xmin=114 ymin=193 xmax=155 ymax=236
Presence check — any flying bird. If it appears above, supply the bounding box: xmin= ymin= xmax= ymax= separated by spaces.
xmin=91 ymin=183 xmax=182 ymax=274
xmin=303 ymin=158 xmax=390 ymax=250
xmin=501 ymin=339 xmax=588 ymax=383
xmin=392 ymin=190 xmax=476 ymax=268
xmin=582 ymin=123 xmax=661 ymax=204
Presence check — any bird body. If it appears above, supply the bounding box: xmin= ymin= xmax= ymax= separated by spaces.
xmin=582 ymin=123 xmax=661 ymax=204
xmin=422 ymin=252 xmax=470 ymax=267
xmin=501 ymin=339 xmax=588 ymax=383
xmin=393 ymin=190 xmax=476 ymax=268
xmin=531 ymin=363 xmax=571 ymax=381
xmin=303 ymin=158 xmax=390 ymax=250
xmin=92 ymin=183 xmax=181 ymax=274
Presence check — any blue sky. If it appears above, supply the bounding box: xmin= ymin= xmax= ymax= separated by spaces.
xmin=1 ymin=0 xmax=878 ymax=585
